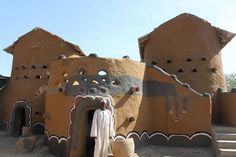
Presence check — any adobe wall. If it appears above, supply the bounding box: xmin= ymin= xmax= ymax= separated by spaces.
xmin=0 ymin=29 xmax=83 ymax=133
xmin=142 ymin=14 xmax=226 ymax=94
xmin=45 ymin=57 xmax=145 ymax=137
xmin=217 ymin=90 xmax=236 ymax=127
xmin=140 ymin=66 xmax=212 ymax=135
xmin=45 ymin=57 xmax=212 ymax=157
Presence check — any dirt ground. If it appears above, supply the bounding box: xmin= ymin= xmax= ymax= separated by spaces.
xmin=135 ymin=145 xmax=215 ymax=157
xmin=0 ymin=130 xmax=215 ymax=157
xmin=0 ymin=130 xmax=56 ymax=157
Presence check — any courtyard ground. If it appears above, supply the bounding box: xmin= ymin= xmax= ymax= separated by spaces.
xmin=0 ymin=130 xmax=215 ymax=157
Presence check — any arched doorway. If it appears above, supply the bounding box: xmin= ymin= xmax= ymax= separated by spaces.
xmin=68 ymin=96 xmax=114 ymax=157
xmin=9 ymin=101 xmax=31 ymax=137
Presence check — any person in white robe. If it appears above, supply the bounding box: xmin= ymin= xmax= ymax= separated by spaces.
xmin=90 ymin=100 xmax=115 ymax=157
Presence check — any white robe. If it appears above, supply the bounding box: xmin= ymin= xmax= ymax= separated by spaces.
xmin=90 ymin=109 xmax=115 ymax=157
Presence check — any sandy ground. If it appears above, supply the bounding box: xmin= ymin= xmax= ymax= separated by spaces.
xmin=0 ymin=130 xmax=56 ymax=157
xmin=0 ymin=130 xmax=215 ymax=157
xmin=136 ymin=145 xmax=215 ymax=157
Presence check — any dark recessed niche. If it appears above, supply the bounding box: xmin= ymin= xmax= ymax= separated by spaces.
xmin=62 ymin=71 xmax=68 ymax=77
xmin=201 ymin=57 xmax=207 ymax=61
xmin=36 ymin=75 xmax=42 ymax=79
xmin=186 ymin=58 xmax=192 ymax=62
xmin=89 ymin=88 xmax=95 ymax=94
xmin=58 ymin=88 xmax=63 ymax=93
xmin=151 ymin=61 xmax=157 ymax=65
xmin=35 ymin=111 xmax=40 ymax=115
xmin=211 ymin=67 xmax=217 ymax=73
xmin=166 ymin=60 xmax=172 ymax=63
xmin=46 ymin=75 xmax=50 ymax=79
xmin=22 ymin=65 xmax=27 ymax=69
xmin=178 ymin=69 xmax=184 ymax=73
xmin=192 ymin=68 xmax=198 ymax=72
xmin=112 ymin=79 xmax=121 ymax=86
xmin=79 ymin=69 xmax=86 ymax=75
xmin=100 ymin=88 xmax=106 ymax=93
xmin=31 ymin=65 xmax=36 ymax=69
xmin=92 ymin=80 xmax=99 ymax=85
xmin=42 ymin=65 xmax=48 ymax=69
xmin=24 ymin=75 xmax=29 ymax=79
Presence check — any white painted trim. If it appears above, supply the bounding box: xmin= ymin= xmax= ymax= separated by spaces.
xmin=9 ymin=100 xmax=32 ymax=131
xmin=45 ymin=131 xmax=67 ymax=143
xmin=115 ymin=131 xmax=212 ymax=141
xmin=45 ymin=95 xmax=212 ymax=145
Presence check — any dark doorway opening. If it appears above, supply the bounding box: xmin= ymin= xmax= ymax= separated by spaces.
xmin=10 ymin=102 xmax=31 ymax=137
xmin=85 ymin=110 xmax=95 ymax=157
xmin=14 ymin=107 xmax=26 ymax=136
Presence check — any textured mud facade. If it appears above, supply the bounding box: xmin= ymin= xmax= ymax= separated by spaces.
xmin=213 ymin=89 xmax=236 ymax=127
xmin=138 ymin=13 xmax=235 ymax=94
xmin=0 ymin=28 xmax=84 ymax=136
xmin=0 ymin=13 xmax=235 ymax=157
xmin=44 ymin=57 xmax=211 ymax=157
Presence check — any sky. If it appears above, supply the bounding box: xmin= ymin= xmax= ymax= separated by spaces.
xmin=0 ymin=0 xmax=236 ymax=76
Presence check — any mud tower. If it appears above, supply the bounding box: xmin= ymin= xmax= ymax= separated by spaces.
xmin=0 ymin=28 xmax=84 ymax=136
xmin=138 ymin=13 xmax=235 ymax=94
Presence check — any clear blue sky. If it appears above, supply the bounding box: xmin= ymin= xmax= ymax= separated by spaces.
xmin=0 ymin=0 xmax=236 ymax=76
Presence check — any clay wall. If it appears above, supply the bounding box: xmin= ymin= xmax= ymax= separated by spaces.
xmin=217 ymin=91 xmax=236 ymax=126
xmin=46 ymin=57 xmax=211 ymax=140
xmin=45 ymin=57 xmax=145 ymax=137
xmin=139 ymin=66 xmax=212 ymax=135
xmin=141 ymin=13 xmax=229 ymax=94
xmin=0 ymin=28 xmax=83 ymax=132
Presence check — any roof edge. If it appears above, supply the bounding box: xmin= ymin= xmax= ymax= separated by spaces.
xmin=3 ymin=27 xmax=85 ymax=56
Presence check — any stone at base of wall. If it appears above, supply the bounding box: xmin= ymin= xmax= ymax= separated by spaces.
xmin=16 ymin=135 xmax=37 ymax=153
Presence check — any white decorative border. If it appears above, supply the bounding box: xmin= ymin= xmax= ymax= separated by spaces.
xmin=9 ymin=100 xmax=32 ymax=131
xmin=45 ymin=130 xmax=67 ymax=143
xmin=67 ymin=95 xmax=114 ymax=141
xmin=45 ymin=94 xmax=212 ymax=145
xmin=45 ymin=130 xmax=212 ymax=145
xmin=114 ymin=131 xmax=212 ymax=141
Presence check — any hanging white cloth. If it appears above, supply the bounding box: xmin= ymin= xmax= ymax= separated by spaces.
xmin=90 ymin=109 xmax=115 ymax=157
